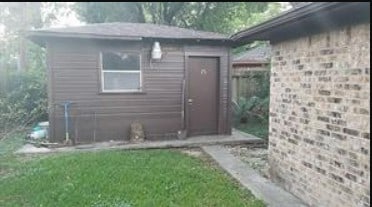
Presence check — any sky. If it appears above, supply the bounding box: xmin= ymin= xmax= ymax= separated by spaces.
xmin=58 ymin=10 xmax=83 ymax=27
xmin=42 ymin=2 xmax=84 ymax=28
xmin=0 ymin=3 xmax=83 ymax=38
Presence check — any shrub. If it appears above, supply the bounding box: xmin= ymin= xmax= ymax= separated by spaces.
xmin=232 ymin=96 xmax=269 ymax=125
xmin=232 ymin=68 xmax=270 ymax=127
xmin=0 ymin=69 xmax=47 ymax=132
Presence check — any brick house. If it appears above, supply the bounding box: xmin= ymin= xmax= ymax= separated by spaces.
xmin=232 ymin=2 xmax=370 ymax=207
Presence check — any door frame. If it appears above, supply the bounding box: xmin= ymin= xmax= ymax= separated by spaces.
xmin=184 ymin=52 xmax=225 ymax=137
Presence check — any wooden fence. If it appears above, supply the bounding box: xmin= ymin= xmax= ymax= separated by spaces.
xmin=232 ymin=66 xmax=270 ymax=101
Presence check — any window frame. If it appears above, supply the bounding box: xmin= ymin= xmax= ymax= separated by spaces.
xmin=99 ymin=51 xmax=142 ymax=93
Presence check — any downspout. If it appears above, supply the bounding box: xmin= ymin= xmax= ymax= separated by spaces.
xmin=178 ymin=79 xmax=187 ymax=139
xmin=181 ymin=79 xmax=185 ymax=128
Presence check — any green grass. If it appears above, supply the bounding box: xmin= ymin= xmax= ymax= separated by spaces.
xmin=0 ymin=131 xmax=28 ymax=177
xmin=0 ymin=132 xmax=264 ymax=207
xmin=0 ymin=131 xmax=26 ymax=156
xmin=236 ymin=119 xmax=269 ymax=139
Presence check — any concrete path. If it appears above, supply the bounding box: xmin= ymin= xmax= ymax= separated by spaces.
xmin=16 ymin=144 xmax=52 ymax=153
xmin=202 ymin=145 xmax=307 ymax=207
xmin=16 ymin=130 xmax=263 ymax=154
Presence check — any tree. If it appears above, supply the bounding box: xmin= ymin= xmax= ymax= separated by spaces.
xmin=0 ymin=2 xmax=43 ymax=72
xmin=74 ymin=2 xmax=144 ymax=24
xmin=232 ymin=3 xmax=285 ymax=54
xmin=0 ymin=2 xmax=66 ymax=132
xmin=74 ymin=2 xmax=271 ymax=34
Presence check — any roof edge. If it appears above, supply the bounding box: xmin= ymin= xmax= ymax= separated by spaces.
xmin=26 ymin=31 xmax=233 ymax=47
xmin=231 ymin=2 xmax=370 ymax=45
xmin=26 ymin=31 xmax=143 ymax=41
xmin=231 ymin=2 xmax=337 ymax=40
xmin=25 ymin=31 xmax=232 ymax=47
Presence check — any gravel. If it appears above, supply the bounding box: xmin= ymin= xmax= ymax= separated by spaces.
xmin=225 ymin=145 xmax=270 ymax=178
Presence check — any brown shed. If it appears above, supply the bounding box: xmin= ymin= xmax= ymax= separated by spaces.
xmin=27 ymin=22 xmax=232 ymax=143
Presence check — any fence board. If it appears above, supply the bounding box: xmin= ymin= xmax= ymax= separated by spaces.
xmin=232 ymin=66 xmax=270 ymax=101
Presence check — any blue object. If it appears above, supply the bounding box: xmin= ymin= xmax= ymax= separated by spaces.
xmin=33 ymin=126 xmax=42 ymax=131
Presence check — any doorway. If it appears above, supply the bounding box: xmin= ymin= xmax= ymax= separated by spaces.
xmin=187 ymin=56 xmax=219 ymax=136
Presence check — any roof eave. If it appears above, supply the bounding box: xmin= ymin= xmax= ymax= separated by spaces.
xmin=26 ymin=31 xmax=232 ymax=46
xmin=26 ymin=31 xmax=143 ymax=40
xmin=231 ymin=2 xmax=370 ymax=46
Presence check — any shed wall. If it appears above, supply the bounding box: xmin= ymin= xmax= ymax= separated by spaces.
xmin=47 ymin=39 xmax=230 ymax=143
xmin=269 ymin=23 xmax=370 ymax=207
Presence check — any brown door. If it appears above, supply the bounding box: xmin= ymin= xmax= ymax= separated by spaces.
xmin=187 ymin=57 xmax=218 ymax=136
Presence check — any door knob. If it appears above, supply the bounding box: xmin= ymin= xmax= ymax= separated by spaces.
xmin=188 ymin=99 xmax=193 ymax=104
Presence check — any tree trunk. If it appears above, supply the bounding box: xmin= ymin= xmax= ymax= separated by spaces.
xmin=135 ymin=3 xmax=146 ymax=23
xmin=0 ymin=59 xmax=5 ymax=93
xmin=19 ymin=34 xmax=27 ymax=72
xmin=18 ymin=4 xmax=27 ymax=72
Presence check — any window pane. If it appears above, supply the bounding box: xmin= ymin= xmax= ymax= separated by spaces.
xmin=102 ymin=52 xmax=140 ymax=70
xmin=103 ymin=72 xmax=140 ymax=91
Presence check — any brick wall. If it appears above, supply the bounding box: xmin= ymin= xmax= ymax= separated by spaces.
xmin=269 ymin=23 xmax=370 ymax=207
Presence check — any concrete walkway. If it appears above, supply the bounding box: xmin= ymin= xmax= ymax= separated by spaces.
xmin=16 ymin=130 xmax=263 ymax=154
xmin=202 ymin=145 xmax=307 ymax=207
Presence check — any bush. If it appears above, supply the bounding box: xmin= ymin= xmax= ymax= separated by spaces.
xmin=0 ymin=69 xmax=47 ymax=132
xmin=232 ymin=69 xmax=270 ymax=139
xmin=232 ymin=96 xmax=269 ymax=125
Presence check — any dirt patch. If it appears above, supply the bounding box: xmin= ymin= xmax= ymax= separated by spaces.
xmin=0 ymin=167 xmax=14 ymax=178
xmin=225 ymin=145 xmax=270 ymax=178
xmin=179 ymin=148 xmax=203 ymax=158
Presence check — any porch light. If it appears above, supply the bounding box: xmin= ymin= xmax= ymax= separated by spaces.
xmin=151 ymin=41 xmax=162 ymax=60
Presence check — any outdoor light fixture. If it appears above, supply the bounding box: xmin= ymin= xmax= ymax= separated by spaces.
xmin=151 ymin=41 xmax=162 ymax=60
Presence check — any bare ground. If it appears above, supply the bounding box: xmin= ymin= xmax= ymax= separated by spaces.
xmin=225 ymin=145 xmax=270 ymax=178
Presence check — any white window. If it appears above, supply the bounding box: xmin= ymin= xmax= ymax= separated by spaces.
xmin=101 ymin=52 xmax=141 ymax=92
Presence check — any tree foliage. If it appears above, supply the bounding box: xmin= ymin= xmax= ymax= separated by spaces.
xmin=0 ymin=69 xmax=47 ymax=132
xmin=0 ymin=3 xmax=68 ymax=71
xmin=74 ymin=2 xmax=275 ymax=34
xmin=0 ymin=3 xmax=42 ymax=73
xmin=0 ymin=3 xmax=52 ymax=133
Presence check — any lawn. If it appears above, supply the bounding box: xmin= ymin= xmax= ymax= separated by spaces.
xmin=0 ymin=133 xmax=264 ymax=207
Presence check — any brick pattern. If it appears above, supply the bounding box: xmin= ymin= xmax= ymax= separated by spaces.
xmin=269 ymin=23 xmax=370 ymax=207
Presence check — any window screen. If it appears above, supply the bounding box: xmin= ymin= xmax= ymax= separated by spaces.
xmin=101 ymin=52 xmax=141 ymax=92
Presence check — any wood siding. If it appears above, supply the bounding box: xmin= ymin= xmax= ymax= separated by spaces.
xmin=47 ymin=38 xmax=230 ymax=143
